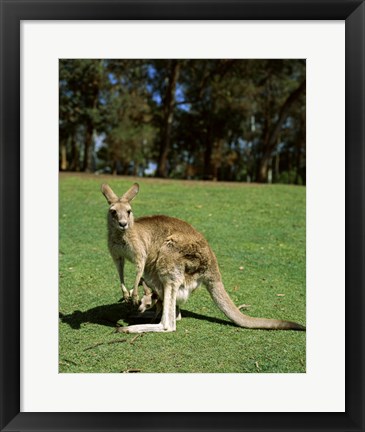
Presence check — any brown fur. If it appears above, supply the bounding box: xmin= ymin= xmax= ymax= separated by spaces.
xmin=101 ymin=183 xmax=305 ymax=333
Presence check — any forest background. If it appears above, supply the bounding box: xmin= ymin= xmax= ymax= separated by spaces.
xmin=59 ymin=59 xmax=306 ymax=184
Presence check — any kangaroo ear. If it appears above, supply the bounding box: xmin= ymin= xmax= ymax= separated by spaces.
xmin=122 ymin=183 xmax=139 ymax=203
xmin=101 ymin=184 xmax=119 ymax=204
xmin=141 ymin=280 xmax=152 ymax=295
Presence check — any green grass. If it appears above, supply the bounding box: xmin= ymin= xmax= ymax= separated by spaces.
xmin=59 ymin=174 xmax=306 ymax=373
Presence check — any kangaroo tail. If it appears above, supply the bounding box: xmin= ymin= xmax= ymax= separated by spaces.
xmin=206 ymin=280 xmax=305 ymax=331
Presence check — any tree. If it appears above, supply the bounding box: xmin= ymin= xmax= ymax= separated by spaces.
xmin=59 ymin=59 xmax=306 ymax=184
xmin=98 ymin=60 xmax=156 ymax=175
xmin=156 ymin=60 xmax=180 ymax=177
xmin=256 ymin=76 xmax=306 ymax=182
xmin=59 ymin=59 xmax=104 ymax=172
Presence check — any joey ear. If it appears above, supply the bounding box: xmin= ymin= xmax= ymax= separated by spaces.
xmin=141 ymin=280 xmax=152 ymax=295
xmin=101 ymin=184 xmax=119 ymax=204
xmin=122 ymin=183 xmax=139 ymax=203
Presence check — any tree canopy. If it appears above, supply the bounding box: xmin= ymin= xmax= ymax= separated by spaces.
xmin=59 ymin=59 xmax=306 ymax=184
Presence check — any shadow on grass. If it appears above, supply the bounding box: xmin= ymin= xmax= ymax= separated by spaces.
xmin=59 ymin=302 xmax=235 ymax=330
xmin=59 ymin=301 xmax=145 ymax=329
xmin=180 ymin=310 xmax=236 ymax=327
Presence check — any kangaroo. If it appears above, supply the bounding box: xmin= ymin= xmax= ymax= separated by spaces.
xmin=139 ymin=286 xmax=182 ymax=322
xmin=138 ymin=288 xmax=163 ymax=321
xmin=101 ymin=183 xmax=305 ymax=333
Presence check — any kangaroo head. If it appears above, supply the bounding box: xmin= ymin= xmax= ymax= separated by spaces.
xmin=138 ymin=291 xmax=159 ymax=313
xmin=101 ymin=183 xmax=139 ymax=232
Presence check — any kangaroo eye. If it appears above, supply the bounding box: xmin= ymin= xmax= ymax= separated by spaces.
xmin=127 ymin=210 xmax=131 ymax=215
xmin=110 ymin=209 xmax=117 ymax=217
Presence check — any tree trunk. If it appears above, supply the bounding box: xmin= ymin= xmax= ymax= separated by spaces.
xmin=294 ymin=139 xmax=305 ymax=185
xmin=295 ymin=110 xmax=306 ymax=185
xmin=69 ymin=133 xmax=79 ymax=171
xmin=60 ymin=140 xmax=67 ymax=171
xmin=156 ymin=60 xmax=180 ymax=178
xmin=211 ymin=138 xmax=224 ymax=181
xmin=275 ymin=152 xmax=280 ymax=182
xmin=83 ymin=122 xmax=94 ymax=172
xmin=112 ymin=158 xmax=118 ymax=175
xmin=257 ymin=153 xmax=271 ymax=183
xmin=203 ymin=121 xmax=214 ymax=179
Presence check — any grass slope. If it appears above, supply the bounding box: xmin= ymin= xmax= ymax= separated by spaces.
xmin=59 ymin=174 xmax=306 ymax=373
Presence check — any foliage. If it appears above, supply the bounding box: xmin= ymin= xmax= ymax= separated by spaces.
xmin=59 ymin=174 xmax=306 ymax=373
xmin=59 ymin=59 xmax=305 ymax=184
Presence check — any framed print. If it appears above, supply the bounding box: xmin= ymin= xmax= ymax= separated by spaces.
xmin=1 ymin=0 xmax=364 ymax=431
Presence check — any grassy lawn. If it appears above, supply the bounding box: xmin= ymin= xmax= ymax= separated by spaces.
xmin=59 ymin=174 xmax=306 ymax=373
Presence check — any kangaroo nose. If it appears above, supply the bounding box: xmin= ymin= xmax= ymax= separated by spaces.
xmin=119 ymin=221 xmax=127 ymax=228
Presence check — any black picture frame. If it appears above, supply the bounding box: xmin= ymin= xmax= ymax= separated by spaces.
xmin=1 ymin=1 xmax=364 ymax=431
